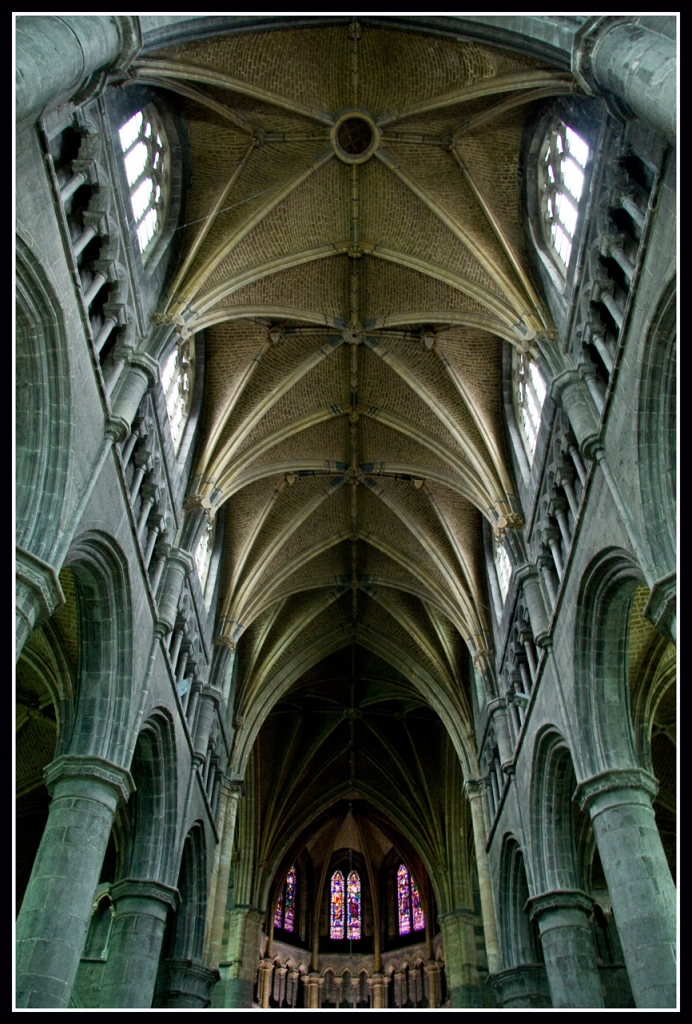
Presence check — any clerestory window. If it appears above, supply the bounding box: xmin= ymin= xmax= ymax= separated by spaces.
xmin=161 ymin=337 xmax=195 ymax=455
xmin=540 ymin=121 xmax=590 ymax=274
xmin=494 ymin=535 xmax=512 ymax=605
xmin=514 ymin=351 xmax=547 ymax=462
xmin=195 ymin=519 xmax=214 ymax=595
xmin=274 ymin=866 xmax=297 ymax=933
xmin=396 ymin=863 xmax=425 ymax=936
xmin=119 ymin=106 xmax=170 ymax=257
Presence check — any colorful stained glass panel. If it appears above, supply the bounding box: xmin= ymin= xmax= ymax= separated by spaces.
xmin=284 ymin=867 xmax=296 ymax=932
xmin=411 ymin=877 xmax=425 ymax=931
xmin=274 ymin=886 xmax=284 ymax=930
xmin=330 ymin=870 xmax=345 ymax=939
xmin=397 ymin=863 xmax=411 ymax=935
xmin=347 ymin=871 xmax=361 ymax=939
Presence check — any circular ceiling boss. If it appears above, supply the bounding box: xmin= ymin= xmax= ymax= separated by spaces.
xmin=330 ymin=111 xmax=380 ymax=164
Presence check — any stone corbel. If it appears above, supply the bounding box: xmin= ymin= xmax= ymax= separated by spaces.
xmin=642 ymin=570 xmax=676 ymax=644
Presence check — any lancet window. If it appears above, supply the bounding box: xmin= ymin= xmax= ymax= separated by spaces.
xmin=494 ymin=536 xmax=512 ymax=605
xmin=274 ymin=866 xmax=297 ymax=933
xmin=195 ymin=519 xmax=214 ymax=594
xmin=347 ymin=870 xmax=361 ymax=940
xmin=118 ymin=106 xmax=170 ymax=256
xmin=161 ymin=337 xmax=195 ymax=455
xmin=330 ymin=870 xmax=345 ymax=939
xmin=540 ymin=121 xmax=590 ymax=273
xmin=514 ymin=351 xmax=547 ymax=461
xmin=397 ymin=863 xmax=425 ymax=936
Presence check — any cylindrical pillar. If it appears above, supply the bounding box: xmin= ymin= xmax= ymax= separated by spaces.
xmin=438 ymin=907 xmax=481 ymax=1007
xmin=156 ymin=548 xmax=195 ymax=635
xmin=591 ymin=21 xmax=676 ymax=147
xmin=16 ymin=755 xmax=133 ymax=1008
xmin=109 ymin=354 xmax=158 ymax=442
xmin=206 ymin=780 xmax=244 ymax=969
xmin=526 ymin=891 xmax=604 ymax=1008
xmin=515 ymin=564 xmax=551 ymax=647
xmin=424 ymin=961 xmax=440 ymax=1008
xmin=464 ymin=782 xmax=497 ymax=974
xmin=98 ymin=879 xmax=179 ymax=1007
xmin=16 ymin=16 xmax=133 ymax=126
xmin=370 ymin=972 xmax=385 ymax=1008
xmin=259 ymin=958 xmax=274 ymax=1008
xmin=576 ymin=769 xmax=676 ymax=1007
xmin=306 ymin=972 xmax=322 ymax=1008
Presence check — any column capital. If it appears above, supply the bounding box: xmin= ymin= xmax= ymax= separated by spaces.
xmin=43 ymin=754 xmax=134 ymax=805
xmin=572 ymin=17 xmax=631 ymax=95
xmin=166 ymin=546 xmax=197 ymax=578
xmin=463 ymin=777 xmax=486 ymax=801
xmin=222 ymin=776 xmax=245 ymax=801
xmin=525 ymin=889 xmax=594 ymax=922
xmin=110 ymin=877 xmax=181 ymax=911
xmin=438 ymin=906 xmax=476 ymax=925
xmin=574 ymin=766 xmax=658 ymax=813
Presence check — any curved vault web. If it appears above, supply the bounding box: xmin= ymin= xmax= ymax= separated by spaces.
xmin=137 ymin=21 xmax=566 ymax=766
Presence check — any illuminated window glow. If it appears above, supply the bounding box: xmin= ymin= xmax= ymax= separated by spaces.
xmin=195 ymin=520 xmax=213 ymax=593
xmin=274 ymin=866 xmax=297 ymax=932
xmin=541 ymin=122 xmax=590 ymax=273
xmin=161 ymin=338 xmax=195 ymax=454
xmin=397 ymin=863 xmax=425 ymax=935
xmin=494 ymin=539 xmax=512 ymax=604
xmin=330 ymin=870 xmax=345 ymax=939
xmin=119 ymin=106 xmax=169 ymax=256
xmin=515 ymin=353 xmax=547 ymax=462
xmin=347 ymin=870 xmax=361 ymax=939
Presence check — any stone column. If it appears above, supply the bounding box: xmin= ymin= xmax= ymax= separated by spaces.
xmin=306 ymin=971 xmax=322 ymax=1008
xmin=491 ymin=965 xmax=551 ymax=1008
xmin=526 ymin=891 xmax=604 ymax=1008
xmin=464 ymin=779 xmax=501 ymax=974
xmin=155 ymin=548 xmax=195 ymax=636
xmin=16 ymin=755 xmax=133 ymax=1008
xmin=205 ymin=779 xmax=244 ymax=970
xmin=514 ymin=564 xmax=551 ymax=648
xmin=370 ymin=972 xmax=386 ymax=1008
xmin=165 ymin=959 xmax=219 ymax=1008
xmin=438 ymin=908 xmax=482 ymax=1007
xmin=98 ymin=879 xmax=180 ymax=1008
xmin=576 ymin=768 xmax=676 ymax=1008
xmin=109 ymin=353 xmax=159 ymax=445
xmin=219 ymin=907 xmax=263 ymax=1008
xmin=16 ymin=546 xmax=65 ymax=658
xmin=573 ymin=18 xmax=676 ymax=147
xmin=424 ymin=961 xmax=440 ymax=1008
xmin=16 ymin=15 xmax=140 ymax=127
xmin=258 ymin=958 xmax=274 ymax=1008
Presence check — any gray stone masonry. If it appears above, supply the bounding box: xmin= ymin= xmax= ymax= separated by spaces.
xmin=527 ymin=892 xmax=604 ymax=1008
xmin=98 ymin=879 xmax=180 ymax=1008
xmin=15 ymin=757 xmax=133 ymax=1008
xmin=576 ymin=769 xmax=677 ymax=1008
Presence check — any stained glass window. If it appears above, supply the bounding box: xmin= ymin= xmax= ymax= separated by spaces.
xmin=411 ymin=877 xmax=425 ymax=932
xmin=274 ymin=886 xmax=284 ymax=930
xmin=397 ymin=864 xmax=425 ymax=935
xmin=283 ymin=867 xmax=296 ymax=932
xmin=347 ymin=871 xmax=361 ymax=939
xmin=397 ymin=863 xmax=411 ymax=935
xmin=330 ymin=870 xmax=345 ymax=939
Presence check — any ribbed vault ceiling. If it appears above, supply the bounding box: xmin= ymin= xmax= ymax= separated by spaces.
xmin=137 ymin=22 xmax=570 ymax=765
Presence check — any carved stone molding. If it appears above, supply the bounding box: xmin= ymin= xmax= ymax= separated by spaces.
xmin=16 ymin=546 xmax=65 ymax=623
xmin=43 ymin=754 xmax=135 ymax=805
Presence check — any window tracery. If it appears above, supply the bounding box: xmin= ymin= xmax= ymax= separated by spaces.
xmin=118 ymin=106 xmax=170 ymax=257
xmin=514 ymin=351 xmax=547 ymax=462
xmin=274 ymin=866 xmax=297 ymax=933
xmin=161 ymin=337 xmax=195 ymax=455
xmin=540 ymin=121 xmax=590 ymax=274
xmin=397 ymin=863 xmax=425 ymax=936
